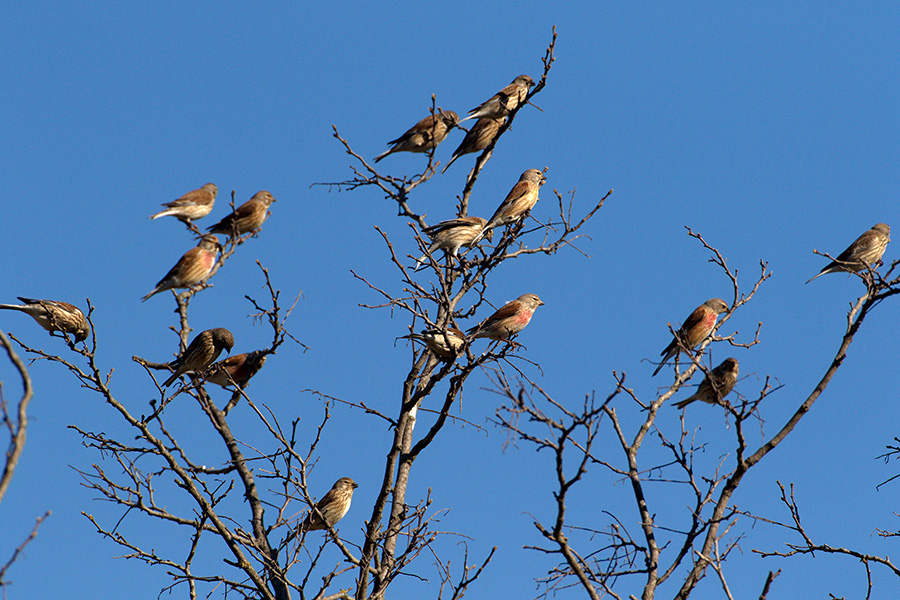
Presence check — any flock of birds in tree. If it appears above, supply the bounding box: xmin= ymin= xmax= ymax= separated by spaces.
xmin=0 ymin=73 xmax=891 ymax=533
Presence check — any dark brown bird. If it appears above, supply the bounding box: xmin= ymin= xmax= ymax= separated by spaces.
xmin=142 ymin=234 xmax=221 ymax=301
xmin=459 ymin=74 xmax=535 ymax=123
xmin=402 ymin=327 xmax=466 ymax=360
xmin=374 ymin=110 xmax=459 ymax=162
xmin=467 ymin=293 xmax=544 ymax=341
xmin=674 ymin=358 xmax=739 ymax=409
xmin=162 ymin=328 xmax=235 ymax=387
xmin=206 ymin=350 xmax=267 ymax=389
xmin=301 ymin=477 xmax=358 ymax=532
xmin=441 ymin=116 xmax=506 ymax=174
xmin=414 ymin=216 xmax=492 ymax=270
xmin=207 ymin=191 xmax=277 ymax=236
xmin=150 ymin=183 xmax=217 ymax=223
xmin=0 ymin=297 xmax=90 ymax=342
xmin=807 ymin=223 xmax=891 ymax=283
xmin=653 ymin=298 xmax=728 ymax=377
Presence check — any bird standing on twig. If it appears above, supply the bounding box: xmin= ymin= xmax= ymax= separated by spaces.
xmin=459 ymin=75 xmax=535 ymax=123
xmin=374 ymin=110 xmax=459 ymax=163
xmin=300 ymin=477 xmax=358 ymax=532
xmin=149 ymin=183 xmax=218 ymax=224
xmin=467 ymin=293 xmax=544 ymax=341
xmin=806 ymin=223 xmax=890 ymax=284
xmin=652 ymin=298 xmax=728 ymax=377
xmin=207 ymin=191 xmax=277 ymax=237
xmin=0 ymin=297 xmax=90 ymax=342
xmin=162 ymin=328 xmax=235 ymax=387
xmin=142 ymin=234 xmax=221 ymax=302
xmin=441 ymin=116 xmax=506 ymax=174
xmin=673 ymin=358 xmax=739 ymax=409
xmin=414 ymin=216 xmax=492 ymax=270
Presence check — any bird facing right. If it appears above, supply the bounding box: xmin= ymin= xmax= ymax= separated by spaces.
xmin=0 ymin=297 xmax=90 ymax=342
xmin=467 ymin=293 xmax=544 ymax=341
xmin=206 ymin=350 xmax=267 ymax=389
xmin=478 ymin=169 xmax=546 ymax=241
xmin=207 ymin=191 xmax=277 ymax=237
xmin=441 ymin=116 xmax=507 ymax=174
xmin=673 ymin=358 xmax=739 ymax=409
xmin=162 ymin=327 xmax=235 ymax=387
xmin=652 ymin=298 xmax=728 ymax=377
xmin=806 ymin=223 xmax=891 ymax=284
xmin=149 ymin=183 xmax=218 ymax=223
xmin=301 ymin=477 xmax=358 ymax=532
xmin=459 ymin=74 xmax=535 ymax=123
xmin=374 ymin=110 xmax=459 ymax=163
xmin=142 ymin=234 xmax=221 ymax=302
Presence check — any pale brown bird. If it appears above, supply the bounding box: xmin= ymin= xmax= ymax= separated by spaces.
xmin=402 ymin=327 xmax=466 ymax=360
xmin=441 ymin=116 xmax=506 ymax=174
xmin=162 ymin=328 xmax=235 ymax=387
xmin=149 ymin=183 xmax=218 ymax=223
xmin=653 ymin=298 xmax=729 ymax=377
xmin=806 ymin=223 xmax=891 ymax=284
xmin=142 ymin=234 xmax=221 ymax=302
xmin=206 ymin=350 xmax=267 ymax=389
xmin=467 ymin=293 xmax=544 ymax=341
xmin=0 ymin=297 xmax=90 ymax=343
xmin=374 ymin=110 xmax=459 ymax=162
xmin=301 ymin=477 xmax=358 ymax=532
xmin=476 ymin=169 xmax=546 ymax=241
xmin=459 ymin=74 xmax=535 ymax=123
xmin=673 ymin=358 xmax=739 ymax=409
xmin=414 ymin=216 xmax=493 ymax=270
xmin=207 ymin=191 xmax=277 ymax=236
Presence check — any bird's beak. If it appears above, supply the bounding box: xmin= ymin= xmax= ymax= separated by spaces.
xmin=352 ymin=482 xmax=359 ymax=489
xmin=539 ymin=299 xmax=545 ymax=306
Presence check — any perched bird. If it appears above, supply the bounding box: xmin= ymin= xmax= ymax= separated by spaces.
xmin=0 ymin=297 xmax=89 ymax=342
xmin=673 ymin=358 xmax=740 ymax=409
xmin=476 ymin=169 xmax=546 ymax=241
xmin=806 ymin=223 xmax=891 ymax=284
xmin=149 ymin=183 xmax=218 ymax=223
xmin=459 ymin=74 xmax=535 ymax=123
xmin=652 ymin=298 xmax=729 ymax=377
xmin=162 ymin=327 xmax=235 ymax=387
xmin=207 ymin=191 xmax=277 ymax=237
xmin=402 ymin=327 xmax=467 ymax=360
xmin=413 ymin=216 xmax=492 ymax=269
xmin=374 ymin=110 xmax=459 ymax=163
xmin=142 ymin=234 xmax=221 ymax=302
xmin=301 ymin=477 xmax=358 ymax=532
xmin=206 ymin=350 xmax=267 ymax=389
xmin=441 ymin=116 xmax=506 ymax=174
xmin=467 ymin=293 xmax=544 ymax=341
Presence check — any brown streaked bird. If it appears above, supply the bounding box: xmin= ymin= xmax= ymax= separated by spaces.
xmin=402 ymin=327 xmax=466 ymax=360
xmin=459 ymin=74 xmax=535 ymax=123
xmin=806 ymin=223 xmax=891 ymax=284
xmin=301 ymin=477 xmax=358 ymax=532
xmin=142 ymin=234 xmax=221 ymax=302
xmin=674 ymin=358 xmax=739 ymax=409
xmin=0 ymin=297 xmax=90 ymax=343
xmin=413 ymin=216 xmax=492 ymax=270
xmin=162 ymin=327 xmax=235 ymax=387
xmin=652 ymin=298 xmax=729 ymax=377
xmin=207 ymin=191 xmax=277 ymax=237
xmin=441 ymin=116 xmax=506 ymax=174
xmin=374 ymin=110 xmax=459 ymax=163
xmin=206 ymin=350 xmax=267 ymax=389
xmin=149 ymin=183 xmax=218 ymax=223
xmin=476 ymin=169 xmax=546 ymax=241
xmin=467 ymin=293 xmax=544 ymax=341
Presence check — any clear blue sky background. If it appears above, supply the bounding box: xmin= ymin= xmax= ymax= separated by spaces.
xmin=1 ymin=3 xmax=899 ymax=599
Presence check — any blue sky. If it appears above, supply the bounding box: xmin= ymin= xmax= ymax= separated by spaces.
xmin=1 ymin=3 xmax=899 ymax=599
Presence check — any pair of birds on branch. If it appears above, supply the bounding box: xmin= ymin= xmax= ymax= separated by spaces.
xmin=142 ymin=187 xmax=278 ymax=302
xmin=373 ymin=74 xmax=535 ymax=172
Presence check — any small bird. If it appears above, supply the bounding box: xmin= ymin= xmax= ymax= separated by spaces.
xmin=467 ymin=293 xmax=544 ymax=341
xmin=673 ymin=358 xmax=739 ymax=409
xmin=149 ymin=183 xmax=218 ymax=224
xmin=207 ymin=191 xmax=277 ymax=237
xmin=142 ymin=234 xmax=221 ymax=302
xmin=206 ymin=350 xmax=267 ymax=389
xmin=653 ymin=298 xmax=729 ymax=377
xmin=441 ymin=116 xmax=506 ymax=174
xmin=374 ymin=110 xmax=459 ymax=163
xmin=476 ymin=169 xmax=546 ymax=241
xmin=300 ymin=477 xmax=358 ymax=532
xmin=162 ymin=327 xmax=235 ymax=387
xmin=413 ymin=216 xmax=492 ymax=270
xmin=459 ymin=74 xmax=535 ymax=123
xmin=0 ymin=297 xmax=90 ymax=342
xmin=806 ymin=223 xmax=891 ymax=284
xmin=402 ymin=327 xmax=466 ymax=360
